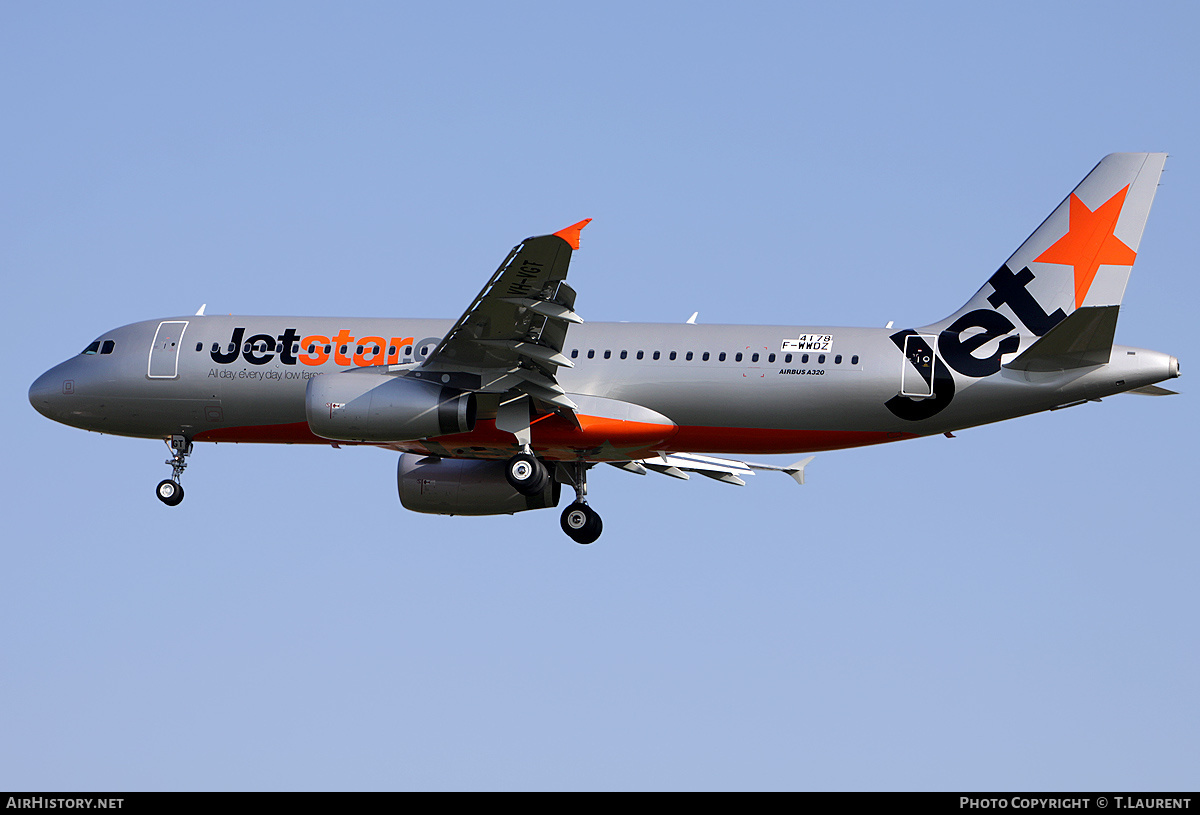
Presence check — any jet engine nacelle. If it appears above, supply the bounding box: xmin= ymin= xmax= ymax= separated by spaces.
xmin=306 ymin=370 xmax=476 ymax=442
xmin=397 ymin=453 xmax=561 ymax=516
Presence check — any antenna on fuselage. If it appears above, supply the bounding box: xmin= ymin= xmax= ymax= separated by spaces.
xmin=195 ymin=304 xmax=207 ymax=316
xmin=686 ymin=312 xmax=698 ymax=324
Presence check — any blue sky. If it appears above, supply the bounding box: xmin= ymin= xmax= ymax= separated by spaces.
xmin=2 ymin=1 xmax=1197 ymax=790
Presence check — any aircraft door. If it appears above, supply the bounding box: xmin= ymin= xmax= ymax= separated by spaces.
xmin=148 ymin=321 xmax=189 ymax=379
xmin=900 ymin=333 xmax=937 ymax=398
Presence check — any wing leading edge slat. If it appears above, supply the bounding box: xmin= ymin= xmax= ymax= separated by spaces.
xmin=416 ymin=220 xmax=591 ymax=417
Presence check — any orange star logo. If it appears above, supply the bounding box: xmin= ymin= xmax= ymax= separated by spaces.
xmin=1034 ymin=185 xmax=1136 ymax=308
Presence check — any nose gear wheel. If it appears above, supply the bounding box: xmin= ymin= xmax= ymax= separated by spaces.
xmin=156 ymin=435 xmax=192 ymax=506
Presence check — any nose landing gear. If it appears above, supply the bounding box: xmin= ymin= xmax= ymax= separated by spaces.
xmin=156 ymin=435 xmax=192 ymax=507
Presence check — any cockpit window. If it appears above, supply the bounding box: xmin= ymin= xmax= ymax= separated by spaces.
xmin=82 ymin=341 xmax=101 ymax=355
xmin=100 ymin=340 xmax=115 ymax=354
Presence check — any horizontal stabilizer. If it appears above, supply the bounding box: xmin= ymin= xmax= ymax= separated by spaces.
xmin=1003 ymin=306 xmax=1119 ymax=372
xmin=1124 ymin=384 xmax=1178 ymax=396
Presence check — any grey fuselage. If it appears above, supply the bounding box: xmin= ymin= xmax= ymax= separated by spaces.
xmin=29 ymin=314 xmax=1179 ymax=458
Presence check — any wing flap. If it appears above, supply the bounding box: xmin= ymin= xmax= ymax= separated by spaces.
xmin=612 ymin=452 xmax=815 ymax=487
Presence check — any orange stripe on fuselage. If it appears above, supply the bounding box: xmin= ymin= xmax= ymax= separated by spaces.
xmin=194 ymin=422 xmax=329 ymax=444
xmin=665 ymin=426 xmax=916 ymax=454
xmin=430 ymin=414 xmax=677 ymax=452
xmin=194 ymin=419 xmax=915 ymax=456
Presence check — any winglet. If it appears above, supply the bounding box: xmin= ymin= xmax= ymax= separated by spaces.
xmin=783 ymin=456 xmax=815 ymax=486
xmin=553 ymin=218 xmax=592 ymax=250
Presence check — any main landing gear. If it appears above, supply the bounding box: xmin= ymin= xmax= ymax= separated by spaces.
xmin=156 ymin=435 xmax=192 ymax=507
xmin=505 ymin=450 xmax=601 ymax=544
xmin=505 ymin=451 xmax=549 ymax=495
xmin=561 ymin=502 xmax=602 ymax=544
xmin=556 ymin=460 xmax=602 ymax=545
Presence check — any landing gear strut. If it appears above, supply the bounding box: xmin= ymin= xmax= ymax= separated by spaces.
xmin=557 ymin=461 xmax=603 ymax=544
xmin=156 ymin=435 xmax=192 ymax=507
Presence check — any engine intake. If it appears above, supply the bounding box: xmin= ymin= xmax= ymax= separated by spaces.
xmin=306 ymin=370 xmax=475 ymax=442
xmin=397 ymin=453 xmax=560 ymax=516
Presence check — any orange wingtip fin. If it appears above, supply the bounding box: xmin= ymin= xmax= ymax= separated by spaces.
xmin=553 ymin=218 xmax=592 ymax=250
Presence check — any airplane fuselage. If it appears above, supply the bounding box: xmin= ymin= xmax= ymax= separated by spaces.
xmin=30 ymin=314 xmax=1178 ymax=461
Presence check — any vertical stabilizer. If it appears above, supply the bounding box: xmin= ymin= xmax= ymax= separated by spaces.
xmin=932 ymin=153 xmax=1166 ymax=338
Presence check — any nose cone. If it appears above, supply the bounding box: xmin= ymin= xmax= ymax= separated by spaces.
xmin=29 ymin=361 xmax=83 ymax=424
xmin=29 ymin=368 xmax=64 ymax=420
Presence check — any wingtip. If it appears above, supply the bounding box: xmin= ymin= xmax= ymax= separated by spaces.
xmin=784 ymin=456 xmax=815 ymax=485
xmin=553 ymin=218 xmax=592 ymax=250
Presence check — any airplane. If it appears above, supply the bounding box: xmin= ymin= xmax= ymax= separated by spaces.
xmin=29 ymin=153 xmax=1180 ymax=543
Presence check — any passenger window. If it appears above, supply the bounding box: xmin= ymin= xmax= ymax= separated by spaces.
xmin=604 ymin=350 xmax=611 ymax=359
xmin=636 ymin=351 xmax=644 ymax=360
xmin=735 ymin=352 xmax=743 ymax=362
xmin=620 ymin=350 xmax=627 ymax=359
xmin=82 ymin=341 xmax=100 ymax=355
xmin=421 ymin=346 xmax=429 ymax=355
xmin=719 ymin=352 xmax=726 ymax=362
xmin=818 ymin=354 xmax=826 ymax=364
xmin=356 ymin=345 xmax=363 ymax=354
xmin=685 ymin=351 xmax=693 ymax=361
xmin=229 ymin=343 xmax=237 ymax=354
xmin=702 ymin=352 xmax=710 ymax=361
xmin=851 ymin=355 xmax=859 ymax=365
xmin=587 ymin=350 xmax=595 ymax=359
xmin=294 ymin=343 xmax=301 ymax=354
xmin=669 ymin=351 xmax=677 ymax=361
xmin=244 ymin=343 xmax=252 ymax=353
xmin=211 ymin=342 xmax=220 ymax=353
xmin=768 ymin=353 xmax=776 ymax=363
xmin=835 ymin=355 xmax=842 ymax=364
xmin=101 ymin=340 xmax=115 ymax=355
xmin=653 ymin=351 xmax=660 ymax=360
xmin=802 ymin=354 xmax=809 ymax=363
xmin=571 ymin=349 xmax=579 ymax=359
xmin=309 ymin=344 xmax=318 ymax=354
xmin=752 ymin=353 xmax=759 ymax=362
xmin=326 ymin=345 xmax=333 ymax=354
xmin=340 ymin=345 xmax=348 ymax=355
xmin=195 ymin=342 xmax=203 ymax=352
xmin=785 ymin=354 xmax=792 ymax=363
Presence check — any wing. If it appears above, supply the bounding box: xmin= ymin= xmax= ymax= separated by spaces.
xmin=410 ymin=219 xmax=591 ymax=414
xmin=611 ymin=453 xmax=816 ymax=486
